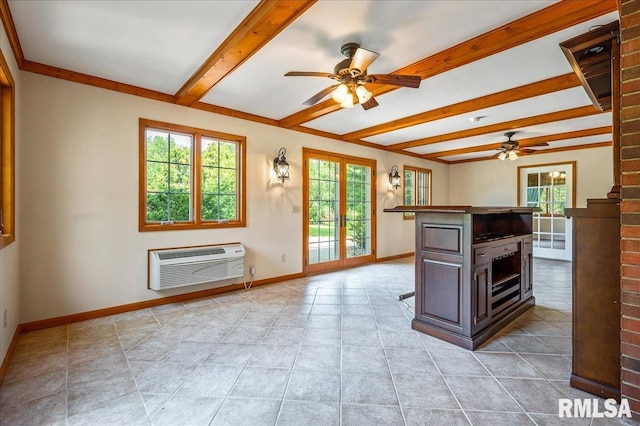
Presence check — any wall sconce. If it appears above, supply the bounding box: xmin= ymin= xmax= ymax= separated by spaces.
xmin=389 ymin=165 xmax=401 ymax=190
xmin=273 ymin=147 xmax=290 ymax=183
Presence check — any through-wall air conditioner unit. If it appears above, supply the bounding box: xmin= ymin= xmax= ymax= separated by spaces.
xmin=148 ymin=243 xmax=245 ymax=290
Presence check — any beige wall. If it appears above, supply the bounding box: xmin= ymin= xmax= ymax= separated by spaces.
xmin=19 ymin=72 xmax=448 ymax=323
xmin=448 ymin=147 xmax=614 ymax=207
xmin=0 ymin=28 xmax=21 ymax=361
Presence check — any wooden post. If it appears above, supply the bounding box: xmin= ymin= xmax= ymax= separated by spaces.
xmin=608 ymin=31 xmax=621 ymax=199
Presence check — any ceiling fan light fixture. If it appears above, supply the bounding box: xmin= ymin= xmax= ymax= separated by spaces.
xmin=355 ymin=85 xmax=372 ymax=103
xmin=508 ymin=150 xmax=518 ymax=161
xmin=497 ymin=152 xmax=507 ymax=161
xmin=340 ymin=89 xmax=355 ymax=108
xmin=331 ymin=83 xmax=349 ymax=103
xmin=286 ymin=42 xmax=421 ymax=111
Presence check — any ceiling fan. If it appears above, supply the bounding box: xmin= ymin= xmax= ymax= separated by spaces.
xmin=495 ymin=132 xmax=548 ymax=161
xmin=284 ymin=42 xmax=421 ymax=110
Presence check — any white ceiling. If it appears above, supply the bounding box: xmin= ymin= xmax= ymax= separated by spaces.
xmin=7 ymin=0 xmax=619 ymax=163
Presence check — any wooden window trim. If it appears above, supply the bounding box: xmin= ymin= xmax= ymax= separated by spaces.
xmin=138 ymin=118 xmax=246 ymax=232
xmin=0 ymin=50 xmax=15 ymax=248
xmin=402 ymin=165 xmax=432 ymax=220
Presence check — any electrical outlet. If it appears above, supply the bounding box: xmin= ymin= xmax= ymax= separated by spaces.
xmin=281 ymin=254 xmax=286 ymax=263
xmin=3 ymin=309 xmax=6 ymax=328
xmin=250 ymin=266 xmax=256 ymax=275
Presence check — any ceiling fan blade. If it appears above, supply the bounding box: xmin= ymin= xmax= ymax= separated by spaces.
xmin=368 ymin=74 xmax=421 ymax=88
xmin=522 ymin=142 xmax=549 ymax=147
xmin=361 ymin=96 xmax=379 ymax=111
xmin=519 ymin=148 xmax=538 ymax=154
xmin=302 ymin=84 xmax=339 ymax=106
xmin=350 ymin=48 xmax=380 ymax=74
xmin=285 ymin=71 xmax=333 ymax=78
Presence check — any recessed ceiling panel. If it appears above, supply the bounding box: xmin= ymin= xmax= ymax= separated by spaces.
xmin=9 ymin=0 xmax=259 ymax=94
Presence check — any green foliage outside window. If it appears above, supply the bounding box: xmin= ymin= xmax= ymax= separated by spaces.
xmin=526 ymin=172 xmax=567 ymax=216
xmin=146 ymin=131 xmax=192 ymax=222
xmin=201 ymin=138 xmax=238 ymax=221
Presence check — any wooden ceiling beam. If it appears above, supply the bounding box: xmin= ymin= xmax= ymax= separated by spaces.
xmin=387 ymin=105 xmax=602 ymax=151
xmin=423 ymin=126 xmax=613 ymax=159
xmin=23 ymin=60 xmax=177 ymax=103
xmin=278 ymin=0 xmax=617 ymax=128
xmin=175 ymin=0 xmax=316 ymax=106
xmin=342 ymin=73 xmax=581 ymax=142
xmin=0 ymin=0 xmax=24 ymax=67
xmin=447 ymin=141 xmax=612 ymax=164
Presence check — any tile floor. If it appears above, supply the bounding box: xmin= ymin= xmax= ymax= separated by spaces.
xmin=0 ymin=258 xmax=630 ymax=425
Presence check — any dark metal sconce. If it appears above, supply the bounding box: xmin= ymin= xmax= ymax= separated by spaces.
xmin=389 ymin=165 xmax=401 ymax=190
xmin=273 ymin=147 xmax=290 ymax=183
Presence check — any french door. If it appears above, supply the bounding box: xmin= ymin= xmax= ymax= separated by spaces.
xmin=518 ymin=162 xmax=575 ymax=261
xmin=303 ymin=149 xmax=376 ymax=273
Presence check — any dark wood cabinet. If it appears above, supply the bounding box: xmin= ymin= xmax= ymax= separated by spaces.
xmin=566 ymin=199 xmax=620 ymax=400
xmin=384 ymin=206 xmax=536 ymax=350
xmin=521 ymin=236 xmax=533 ymax=300
xmin=473 ymin=262 xmax=491 ymax=333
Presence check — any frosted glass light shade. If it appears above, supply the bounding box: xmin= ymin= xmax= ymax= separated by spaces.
xmin=331 ymin=84 xmax=348 ymax=103
xmin=356 ymin=85 xmax=372 ymax=103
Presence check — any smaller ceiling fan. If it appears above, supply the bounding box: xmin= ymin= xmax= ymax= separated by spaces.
xmin=284 ymin=42 xmax=421 ymax=110
xmin=494 ymin=131 xmax=548 ymax=161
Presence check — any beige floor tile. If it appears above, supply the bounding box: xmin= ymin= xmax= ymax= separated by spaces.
xmin=0 ymin=258 xmax=582 ymax=425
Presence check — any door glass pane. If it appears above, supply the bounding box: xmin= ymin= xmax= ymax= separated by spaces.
xmin=525 ymin=168 xmax=569 ymax=258
xmin=308 ymin=159 xmax=340 ymax=265
xmin=346 ymin=163 xmax=371 ymax=259
xmin=417 ymin=171 xmax=428 ymax=206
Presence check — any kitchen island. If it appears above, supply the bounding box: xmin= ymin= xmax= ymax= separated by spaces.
xmin=384 ymin=206 xmax=536 ymax=350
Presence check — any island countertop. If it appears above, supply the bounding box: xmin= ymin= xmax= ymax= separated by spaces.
xmin=383 ymin=205 xmax=538 ymax=214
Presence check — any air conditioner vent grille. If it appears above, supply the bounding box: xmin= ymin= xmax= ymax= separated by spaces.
xmin=159 ymin=260 xmax=228 ymax=289
xmin=157 ymin=247 xmax=226 ymax=260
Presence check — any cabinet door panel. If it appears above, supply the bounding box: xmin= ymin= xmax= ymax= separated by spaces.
xmin=420 ymin=257 xmax=463 ymax=330
xmin=521 ymin=252 xmax=533 ymax=300
xmin=422 ymin=224 xmax=462 ymax=255
xmin=473 ymin=263 xmax=491 ymax=333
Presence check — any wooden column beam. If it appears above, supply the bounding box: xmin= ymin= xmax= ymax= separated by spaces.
xmin=278 ymin=0 xmax=617 ymax=128
xmin=608 ymin=25 xmax=621 ymax=198
xmin=175 ymin=0 xmax=316 ymax=106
